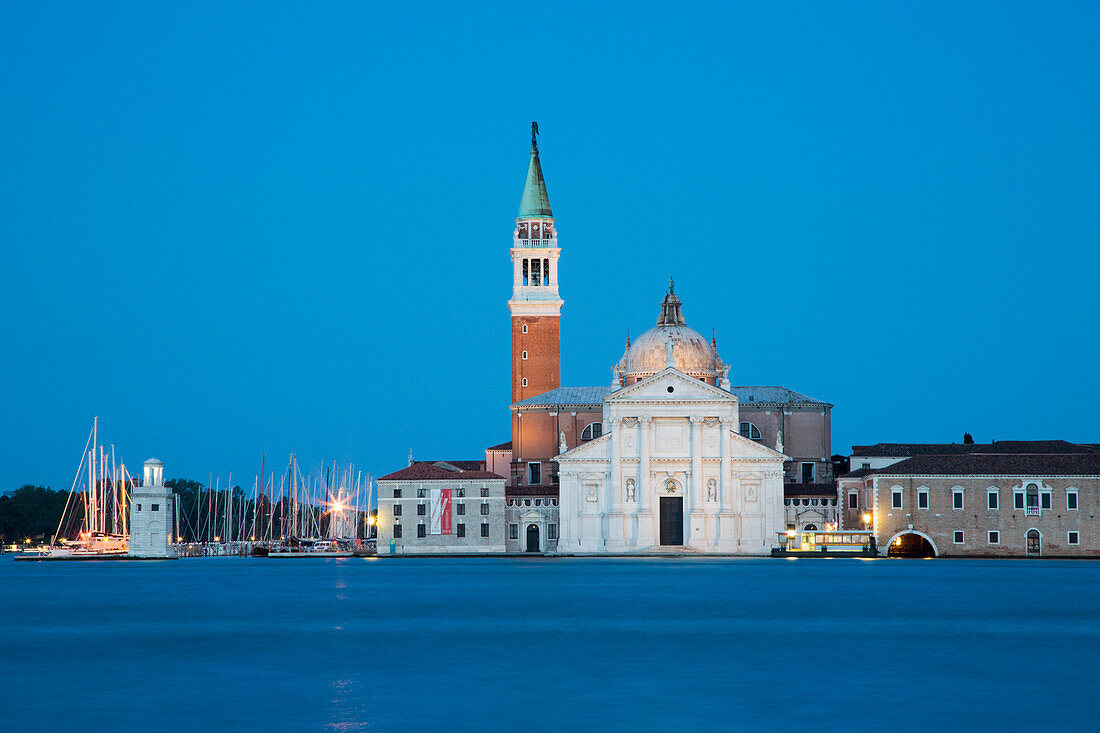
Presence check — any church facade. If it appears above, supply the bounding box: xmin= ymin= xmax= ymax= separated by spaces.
xmin=381 ymin=125 xmax=830 ymax=555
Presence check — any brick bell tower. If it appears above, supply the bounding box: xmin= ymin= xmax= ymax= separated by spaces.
xmin=509 ymin=122 xmax=562 ymax=404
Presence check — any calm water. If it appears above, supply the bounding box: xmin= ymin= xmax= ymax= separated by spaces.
xmin=1 ymin=555 xmax=1097 ymax=732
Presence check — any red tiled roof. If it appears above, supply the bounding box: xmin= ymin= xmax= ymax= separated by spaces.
xmin=378 ymin=462 xmax=504 ymax=482
xmin=851 ymin=440 xmax=1096 ymax=458
xmin=486 ymin=441 xmax=513 ymax=451
xmin=874 ymin=453 xmax=1100 ymax=476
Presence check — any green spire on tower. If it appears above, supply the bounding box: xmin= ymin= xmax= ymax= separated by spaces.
xmin=517 ymin=121 xmax=553 ymax=219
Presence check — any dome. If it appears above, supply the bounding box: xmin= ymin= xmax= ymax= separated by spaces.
xmin=617 ymin=285 xmax=724 ymax=383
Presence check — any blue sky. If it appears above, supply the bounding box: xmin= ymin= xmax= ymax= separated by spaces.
xmin=2 ymin=2 xmax=1098 ymax=491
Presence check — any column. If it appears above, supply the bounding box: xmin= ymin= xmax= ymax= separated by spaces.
xmin=689 ymin=416 xmax=704 ymax=546
xmin=608 ymin=415 xmax=623 ymax=547
xmin=718 ymin=417 xmax=729 ymax=513
xmin=638 ymin=416 xmax=653 ymax=546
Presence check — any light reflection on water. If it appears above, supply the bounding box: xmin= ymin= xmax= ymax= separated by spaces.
xmin=1 ymin=556 xmax=1097 ymax=732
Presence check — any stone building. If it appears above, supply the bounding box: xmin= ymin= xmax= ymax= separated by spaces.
xmin=839 ymin=442 xmax=1099 ymax=557
xmin=129 ymin=458 xmax=177 ymax=559
xmin=783 ymin=484 xmax=840 ymax=532
xmin=376 ymin=461 xmax=506 ymax=555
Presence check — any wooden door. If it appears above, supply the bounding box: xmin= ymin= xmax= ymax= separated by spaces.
xmin=659 ymin=497 xmax=684 ymax=546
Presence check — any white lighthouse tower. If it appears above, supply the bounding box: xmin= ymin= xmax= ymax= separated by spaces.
xmin=128 ymin=458 xmax=177 ymax=559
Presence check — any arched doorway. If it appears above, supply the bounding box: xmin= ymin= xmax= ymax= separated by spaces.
xmin=525 ymin=524 xmax=540 ymax=553
xmin=1026 ymin=529 xmax=1041 ymax=556
xmin=887 ymin=531 xmax=937 ymax=558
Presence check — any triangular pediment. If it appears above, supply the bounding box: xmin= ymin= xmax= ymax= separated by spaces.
xmin=555 ymin=431 xmax=610 ymax=461
xmin=728 ymin=429 xmax=788 ymax=459
xmin=608 ymin=368 xmax=736 ymax=404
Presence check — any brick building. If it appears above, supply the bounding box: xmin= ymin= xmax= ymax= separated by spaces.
xmin=839 ymin=441 xmax=1099 ymax=557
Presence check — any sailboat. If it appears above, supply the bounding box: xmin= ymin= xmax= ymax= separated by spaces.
xmin=17 ymin=418 xmax=132 ymax=561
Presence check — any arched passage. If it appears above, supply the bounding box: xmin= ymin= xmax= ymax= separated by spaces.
xmin=886 ymin=531 xmax=938 ymax=558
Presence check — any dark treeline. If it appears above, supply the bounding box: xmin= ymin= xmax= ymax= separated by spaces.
xmin=1 ymin=479 xmax=374 ymax=544
xmin=0 ymin=485 xmax=71 ymax=542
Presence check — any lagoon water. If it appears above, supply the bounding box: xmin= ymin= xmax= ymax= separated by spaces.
xmin=1 ymin=555 xmax=1097 ymax=732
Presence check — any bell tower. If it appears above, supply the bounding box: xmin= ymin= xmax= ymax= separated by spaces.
xmin=509 ymin=122 xmax=562 ymax=403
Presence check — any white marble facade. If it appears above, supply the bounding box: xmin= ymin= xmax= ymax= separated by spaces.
xmin=556 ymin=367 xmax=787 ymax=554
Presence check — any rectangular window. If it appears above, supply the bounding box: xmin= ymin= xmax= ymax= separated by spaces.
xmin=417 ymin=524 xmax=426 ymax=538
xmin=918 ymin=490 xmax=929 ymax=509
xmin=543 ymin=258 xmax=550 ymax=285
xmin=417 ymin=488 xmax=426 ymax=498
xmin=456 ymin=523 xmax=466 ymax=538
xmin=548 ymin=524 xmax=558 ymax=540
xmin=509 ymin=524 xmax=518 ymax=540
xmin=393 ymin=489 xmax=402 ymax=498
xmin=480 ymin=523 xmax=489 ymax=538
xmin=1041 ymin=492 xmax=1052 ymax=510
xmin=1014 ymin=492 xmax=1024 ymax=510
xmin=952 ymin=490 xmax=964 ymax=510
xmin=891 ymin=490 xmax=902 ymax=509
xmin=531 ymin=258 xmax=541 ymax=286
xmin=480 ymin=503 xmax=489 ymax=516
xmin=393 ymin=524 xmax=402 ymax=538
xmin=481 ymin=487 xmax=489 ymax=497
xmin=393 ymin=504 xmax=402 ymax=516
xmin=1068 ymin=531 xmax=1079 ymax=545
xmin=151 ymin=504 xmax=160 ymax=512
xmin=988 ymin=530 xmax=1000 ymax=544
xmin=456 ymin=503 xmax=465 ymax=515
xmin=861 ymin=462 xmax=870 ymax=469
xmin=136 ymin=504 xmax=142 ymax=512
xmin=522 ymin=258 xmax=529 ymax=286
xmin=457 ymin=488 xmax=464 ymax=498
xmin=848 ymin=492 xmax=858 ymax=509
xmin=987 ymin=491 xmax=999 ymax=510
xmin=1068 ymin=491 xmax=1078 ymax=511
xmin=417 ymin=504 xmax=426 ymax=516
xmin=801 ymin=463 xmax=814 ymax=484
xmin=953 ymin=530 xmax=964 ymax=544
xmin=529 ymin=462 xmax=542 ymax=485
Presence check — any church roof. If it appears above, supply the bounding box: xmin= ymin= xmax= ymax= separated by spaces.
xmin=512 ymin=384 xmax=829 ymax=409
xmin=517 ymin=124 xmax=553 ymax=219
xmin=512 ymin=386 xmax=613 ymax=408
xmin=733 ymin=386 xmax=830 ymax=407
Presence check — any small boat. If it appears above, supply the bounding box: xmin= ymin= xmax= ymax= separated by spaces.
xmin=266 ymin=537 xmax=354 ymax=558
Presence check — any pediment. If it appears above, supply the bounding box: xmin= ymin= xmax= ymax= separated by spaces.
xmin=608 ymin=368 xmax=736 ymax=404
xmin=728 ymin=429 xmax=788 ymax=459
xmin=556 ymin=431 xmax=610 ymax=461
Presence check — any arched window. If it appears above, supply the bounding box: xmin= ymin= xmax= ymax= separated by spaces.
xmin=1025 ymin=483 xmax=1039 ymax=514
xmin=522 ymin=324 xmax=528 ymax=334
xmin=581 ymin=422 xmax=603 ymax=441
xmin=521 ymin=378 xmax=528 ymax=387
xmin=804 ymin=523 xmax=818 ymax=531
xmin=522 ymin=350 xmax=528 ymax=360
xmin=739 ymin=422 xmax=762 ymax=441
